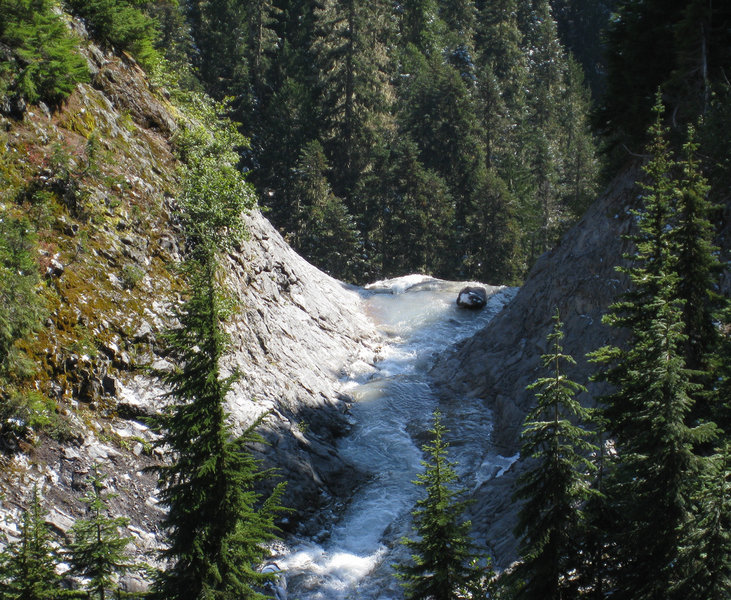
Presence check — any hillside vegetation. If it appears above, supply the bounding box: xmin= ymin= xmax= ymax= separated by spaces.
xmin=0 ymin=1 xmax=729 ymax=599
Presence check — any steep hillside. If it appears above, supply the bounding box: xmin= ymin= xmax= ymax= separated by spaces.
xmin=432 ymin=161 xmax=730 ymax=566
xmin=0 ymin=40 xmax=380 ymax=579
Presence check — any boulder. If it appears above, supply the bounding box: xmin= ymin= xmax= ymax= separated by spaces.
xmin=456 ymin=286 xmax=488 ymax=309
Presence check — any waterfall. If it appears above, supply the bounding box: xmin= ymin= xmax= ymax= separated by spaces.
xmin=275 ymin=275 xmax=518 ymax=599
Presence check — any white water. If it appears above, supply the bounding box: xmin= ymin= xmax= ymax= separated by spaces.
xmin=276 ymin=275 xmax=518 ymax=599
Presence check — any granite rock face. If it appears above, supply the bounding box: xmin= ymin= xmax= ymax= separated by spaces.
xmin=432 ymin=167 xmax=642 ymax=567
xmin=0 ymin=38 xmax=380 ymax=567
xmin=433 ymin=162 xmax=730 ymax=568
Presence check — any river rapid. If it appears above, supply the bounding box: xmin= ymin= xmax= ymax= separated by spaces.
xmin=275 ymin=275 xmax=518 ymax=599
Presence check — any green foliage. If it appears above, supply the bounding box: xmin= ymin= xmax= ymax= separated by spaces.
xmin=152 ymin=255 xmax=287 ymax=599
xmin=463 ymin=168 xmax=521 ymax=285
xmin=395 ymin=410 xmax=491 ymax=600
xmin=675 ymin=443 xmax=731 ymax=599
xmin=588 ymin=97 xmax=720 ymax=600
xmin=67 ymin=466 xmax=133 ymax=600
xmin=363 ymin=136 xmax=455 ymax=279
xmin=0 ymin=487 xmax=62 ymax=600
xmin=291 ymin=140 xmax=365 ymax=280
xmin=598 ymin=0 xmax=731 ymax=163
xmin=512 ymin=309 xmax=596 ymax=600
xmin=0 ymin=213 xmax=46 ymax=376
xmin=65 ymin=0 xmax=160 ymax=69
xmin=152 ymin=106 xmax=285 ymax=598
xmin=175 ymin=0 xmax=602 ymax=283
xmin=120 ymin=263 xmax=144 ymax=290
xmin=0 ymin=0 xmax=89 ymax=108
xmin=172 ymin=96 xmax=256 ymax=253
xmin=0 ymin=390 xmax=67 ymax=451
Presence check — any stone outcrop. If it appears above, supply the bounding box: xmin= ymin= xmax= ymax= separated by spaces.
xmin=0 ymin=39 xmax=380 ymax=565
xmin=432 ymin=166 xmax=641 ymax=567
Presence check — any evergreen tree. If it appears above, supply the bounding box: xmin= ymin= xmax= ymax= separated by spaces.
xmin=397 ymin=44 xmax=485 ymax=260
xmin=578 ymin=424 xmax=615 ymax=600
xmin=399 ymin=0 xmax=446 ymax=56
xmin=598 ymin=0 xmax=731 ymax=163
xmin=65 ymin=0 xmax=160 ymax=68
xmin=560 ymin=58 xmax=600 ymax=219
xmin=476 ymin=0 xmax=526 ymax=112
xmin=462 ymin=168 xmax=520 ymax=285
xmin=521 ymin=0 xmax=571 ymax=259
xmin=0 ymin=0 xmax=89 ymax=107
xmin=395 ymin=410 xmax=489 ymax=600
xmin=248 ymin=0 xmax=321 ymax=238
xmin=67 ymin=466 xmax=132 ymax=600
xmin=363 ymin=136 xmax=455 ymax=278
xmin=311 ymin=0 xmax=396 ymax=201
xmin=674 ymin=443 xmax=731 ymax=600
xmin=0 ymin=215 xmax=46 ymax=377
xmin=290 ymin=140 xmax=364 ymax=280
xmin=152 ymin=115 xmax=286 ymax=600
xmin=184 ymin=0 xmax=249 ymax=101
xmin=589 ymin=96 xmax=716 ymax=600
xmin=1 ymin=487 xmax=61 ymax=600
xmin=512 ymin=309 xmax=596 ymax=600
xmin=672 ymin=127 xmax=724 ymax=427
xmin=549 ymin=0 xmax=616 ymax=97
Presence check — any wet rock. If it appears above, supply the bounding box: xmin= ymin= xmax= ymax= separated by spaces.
xmin=456 ymin=286 xmax=488 ymax=309
xmin=432 ymin=166 xmax=643 ymax=567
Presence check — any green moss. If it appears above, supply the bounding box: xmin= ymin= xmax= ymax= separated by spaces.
xmin=63 ymin=108 xmax=97 ymax=138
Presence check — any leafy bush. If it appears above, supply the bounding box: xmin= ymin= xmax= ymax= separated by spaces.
xmin=0 ymin=0 xmax=89 ymax=107
xmin=121 ymin=263 xmax=144 ymax=289
xmin=65 ymin=0 xmax=160 ymax=69
xmin=0 ymin=390 xmax=70 ymax=450
xmin=0 ymin=214 xmax=46 ymax=374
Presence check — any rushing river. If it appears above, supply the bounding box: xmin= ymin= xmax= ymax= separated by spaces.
xmin=275 ymin=275 xmax=518 ymax=599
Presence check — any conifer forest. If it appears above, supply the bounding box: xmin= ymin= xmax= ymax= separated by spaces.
xmin=0 ymin=1 xmax=730 ymax=599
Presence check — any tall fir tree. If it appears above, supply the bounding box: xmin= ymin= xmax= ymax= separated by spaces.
xmin=672 ymin=127 xmax=725 ymax=430
xmin=395 ymin=411 xmax=489 ymax=600
xmin=674 ymin=442 xmax=731 ymax=599
xmin=67 ymin=466 xmax=132 ymax=600
xmin=152 ymin=116 xmax=286 ymax=600
xmin=0 ymin=487 xmax=61 ymax=600
xmin=311 ymin=0 xmax=396 ymax=202
xmin=521 ymin=0 xmax=571 ymax=260
xmin=462 ymin=167 xmax=520 ymax=285
xmin=361 ymin=136 xmax=455 ymax=278
xmin=512 ymin=309 xmax=596 ymax=600
xmin=185 ymin=0 xmax=249 ymax=101
xmin=589 ymin=96 xmax=717 ymax=600
xmin=289 ymin=139 xmax=364 ymax=280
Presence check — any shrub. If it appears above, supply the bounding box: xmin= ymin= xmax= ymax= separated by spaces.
xmin=0 ymin=0 xmax=89 ymax=107
xmin=65 ymin=0 xmax=160 ymax=69
xmin=0 ymin=214 xmax=46 ymax=373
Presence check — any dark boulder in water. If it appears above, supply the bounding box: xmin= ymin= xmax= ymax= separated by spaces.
xmin=457 ymin=286 xmax=488 ymax=309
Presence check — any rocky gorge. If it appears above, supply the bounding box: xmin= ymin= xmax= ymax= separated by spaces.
xmin=1 ymin=27 xmax=729 ymax=597
xmin=0 ymin=40 xmax=383 ymax=582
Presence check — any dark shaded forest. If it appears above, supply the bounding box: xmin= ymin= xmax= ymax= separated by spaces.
xmin=1 ymin=1 xmax=730 ymax=599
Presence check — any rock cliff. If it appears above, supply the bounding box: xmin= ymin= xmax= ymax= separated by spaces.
xmin=0 ymin=41 xmax=380 ymax=573
xmin=432 ymin=162 xmax=730 ymax=567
